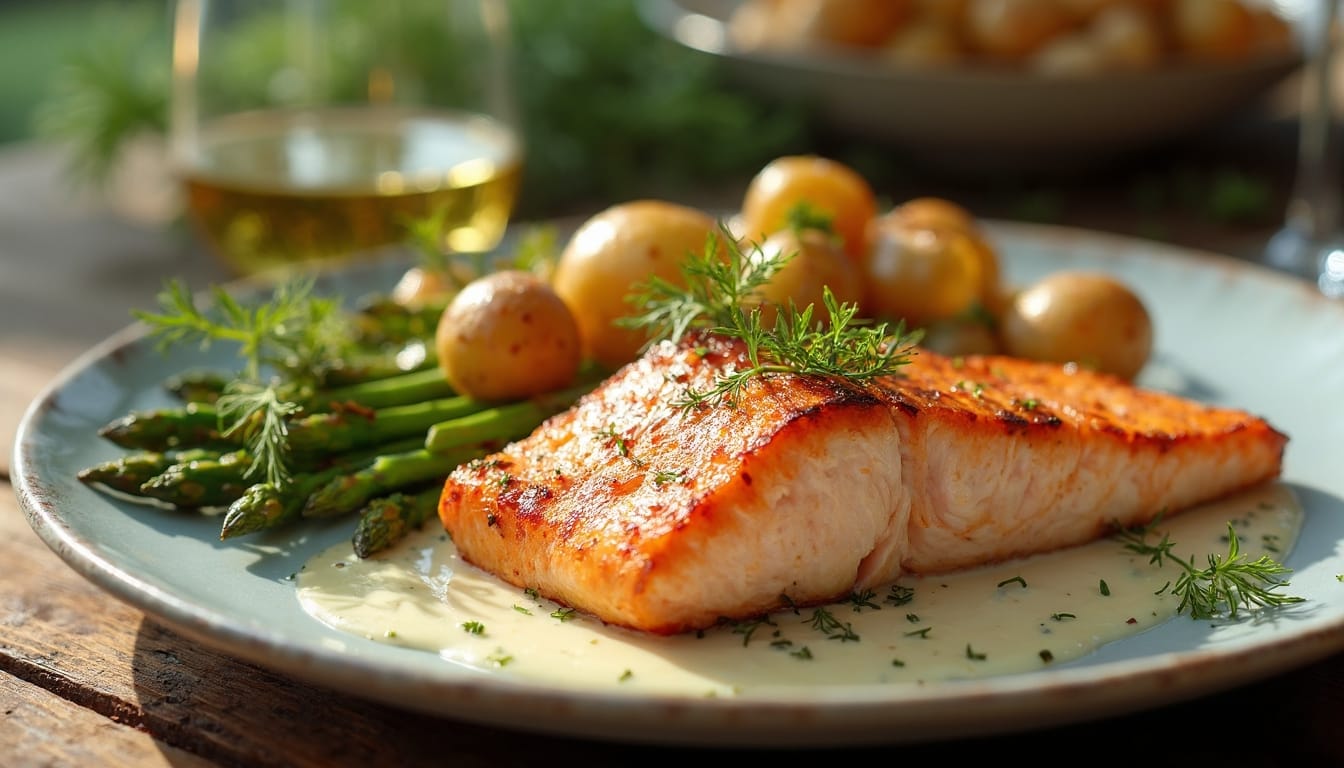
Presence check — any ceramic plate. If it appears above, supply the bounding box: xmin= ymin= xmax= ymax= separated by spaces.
xmin=637 ymin=0 xmax=1305 ymax=169
xmin=13 ymin=221 xmax=1344 ymax=747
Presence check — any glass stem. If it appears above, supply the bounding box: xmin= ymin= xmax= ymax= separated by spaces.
xmin=1288 ymin=0 xmax=1341 ymax=243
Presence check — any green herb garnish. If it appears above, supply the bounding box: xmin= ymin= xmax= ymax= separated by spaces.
xmin=133 ymin=277 xmax=348 ymax=486
xmin=1114 ymin=519 xmax=1305 ymax=620
xmin=623 ymin=227 xmax=922 ymax=410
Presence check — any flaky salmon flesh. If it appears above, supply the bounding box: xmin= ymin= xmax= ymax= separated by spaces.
xmin=438 ymin=334 xmax=1288 ymax=635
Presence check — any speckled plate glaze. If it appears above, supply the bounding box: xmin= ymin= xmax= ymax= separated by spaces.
xmin=13 ymin=222 xmax=1344 ymax=747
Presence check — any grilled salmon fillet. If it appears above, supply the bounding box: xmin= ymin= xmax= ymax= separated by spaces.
xmin=438 ymin=334 xmax=1287 ymax=635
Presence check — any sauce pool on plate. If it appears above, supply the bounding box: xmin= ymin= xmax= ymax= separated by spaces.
xmin=296 ymin=482 xmax=1301 ymax=696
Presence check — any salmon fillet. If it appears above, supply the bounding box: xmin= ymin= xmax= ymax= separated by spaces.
xmin=437 ymin=334 xmax=1287 ymax=635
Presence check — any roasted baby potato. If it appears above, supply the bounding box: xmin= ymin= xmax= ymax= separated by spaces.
xmin=998 ymin=270 xmax=1153 ymax=380
xmin=552 ymin=200 xmax=720 ymax=370
xmin=436 ymin=270 xmax=583 ymax=401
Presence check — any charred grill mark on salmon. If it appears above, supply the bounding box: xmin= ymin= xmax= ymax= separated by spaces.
xmin=439 ymin=335 xmax=1287 ymax=635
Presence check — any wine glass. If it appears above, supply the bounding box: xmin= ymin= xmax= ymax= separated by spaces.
xmin=169 ymin=0 xmax=521 ymax=276
xmin=1264 ymin=0 xmax=1344 ymax=297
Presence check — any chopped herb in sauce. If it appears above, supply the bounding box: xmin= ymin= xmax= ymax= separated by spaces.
xmin=809 ymin=608 xmax=860 ymax=642
xmin=847 ymin=588 xmax=880 ymax=611
xmin=885 ymin=584 xmax=915 ymax=606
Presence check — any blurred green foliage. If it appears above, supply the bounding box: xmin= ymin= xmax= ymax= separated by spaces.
xmin=27 ymin=0 xmax=812 ymax=218
xmin=0 ymin=1 xmax=160 ymax=146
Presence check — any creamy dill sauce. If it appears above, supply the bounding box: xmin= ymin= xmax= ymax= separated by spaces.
xmin=296 ymin=483 xmax=1301 ymax=696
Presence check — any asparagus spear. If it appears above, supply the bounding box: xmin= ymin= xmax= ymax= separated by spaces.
xmin=163 ymin=370 xmax=229 ymax=404
xmin=76 ymin=448 xmax=218 ymax=496
xmin=97 ymin=370 xmax=473 ymax=454
xmin=216 ymin=437 xmax=427 ymax=538
xmin=351 ymin=484 xmax=442 ymax=558
xmin=316 ymin=367 xmax=455 ymax=410
xmin=423 ymin=381 xmax=594 ymax=455
xmin=97 ymin=401 xmax=229 ymax=451
xmin=138 ymin=449 xmax=254 ymax=509
xmin=314 ymin=340 xmax=437 ymax=387
xmin=301 ymin=444 xmax=488 ymax=519
xmin=350 ymin=295 xmax=448 ymax=346
xmin=286 ymin=395 xmax=491 ymax=457
xmin=219 ymin=467 xmax=353 ymax=540
xmin=156 ymin=365 xmax=454 ymax=421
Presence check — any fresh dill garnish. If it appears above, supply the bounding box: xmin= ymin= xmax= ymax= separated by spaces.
xmin=621 ymin=226 xmax=923 ymax=410
xmin=731 ymin=616 xmax=777 ymax=647
xmin=885 ymin=584 xmax=915 ymax=606
xmin=595 ymin=424 xmax=629 ymax=456
xmin=133 ymin=277 xmax=350 ymax=486
xmin=511 ymin=224 xmax=562 ymax=282
xmin=846 ymin=588 xmax=880 ymax=611
xmin=965 ymin=643 xmax=987 ymax=661
xmin=214 ymin=384 xmax=302 ymax=486
xmin=550 ymin=607 xmax=578 ymax=622
xmin=997 ymin=576 xmax=1027 ymax=589
xmin=784 ymin=200 xmax=838 ymax=236
xmin=1050 ymin=612 xmax=1076 ymax=621
xmin=651 ymin=469 xmax=686 ymax=486
xmin=807 ymin=607 xmax=860 ymax=642
xmin=1113 ymin=518 xmax=1306 ymax=620
xmin=460 ymin=621 xmax=486 ymax=635
xmin=134 ymin=277 xmax=346 ymax=385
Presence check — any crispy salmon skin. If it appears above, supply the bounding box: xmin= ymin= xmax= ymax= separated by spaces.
xmin=438 ymin=335 xmax=1287 ymax=635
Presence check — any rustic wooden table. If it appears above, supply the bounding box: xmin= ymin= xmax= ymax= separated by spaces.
xmin=3 ymin=121 xmax=1343 ymax=765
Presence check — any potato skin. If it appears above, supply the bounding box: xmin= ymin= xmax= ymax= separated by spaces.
xmin=552 ymin=200 xmax=719 ymax=370
xmin=859 ymin=221 xmax=986 ymax=327
xmin=749 ymin=227 xmax=863 ymax=326
xmin=740 ymin=155 xmax=877 ymax=262
xmin=879 ymin=199 xmax=1003 ymax=313
xmin=436 ymin=270 xmax=582 ymax=401
xmin=999 ymin=270 xmax=1153 ymax=380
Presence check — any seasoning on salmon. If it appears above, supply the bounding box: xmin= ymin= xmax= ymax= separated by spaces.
xmin=437 ymin=334 xmax=1288 ymax=636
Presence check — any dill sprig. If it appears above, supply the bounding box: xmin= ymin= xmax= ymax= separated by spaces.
xmin=134 ymin=277 xmax=346 ymax=385
xmin=622 ymin=226 xmax=923 ymax=410
xmin=215 ymin=384 xmax=302 ymax=486
xmin=1113 ymin=518 xmax=1306 ymax=620
xmin=134 ymin=277 xmax=351 ymax=486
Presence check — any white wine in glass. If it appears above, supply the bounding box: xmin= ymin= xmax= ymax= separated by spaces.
xmin=170 ymin=0 xmax=521 ymax=276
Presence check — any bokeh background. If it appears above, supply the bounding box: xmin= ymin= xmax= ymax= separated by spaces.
xmin=0 ymin=0 xmax=1312 ymax=263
